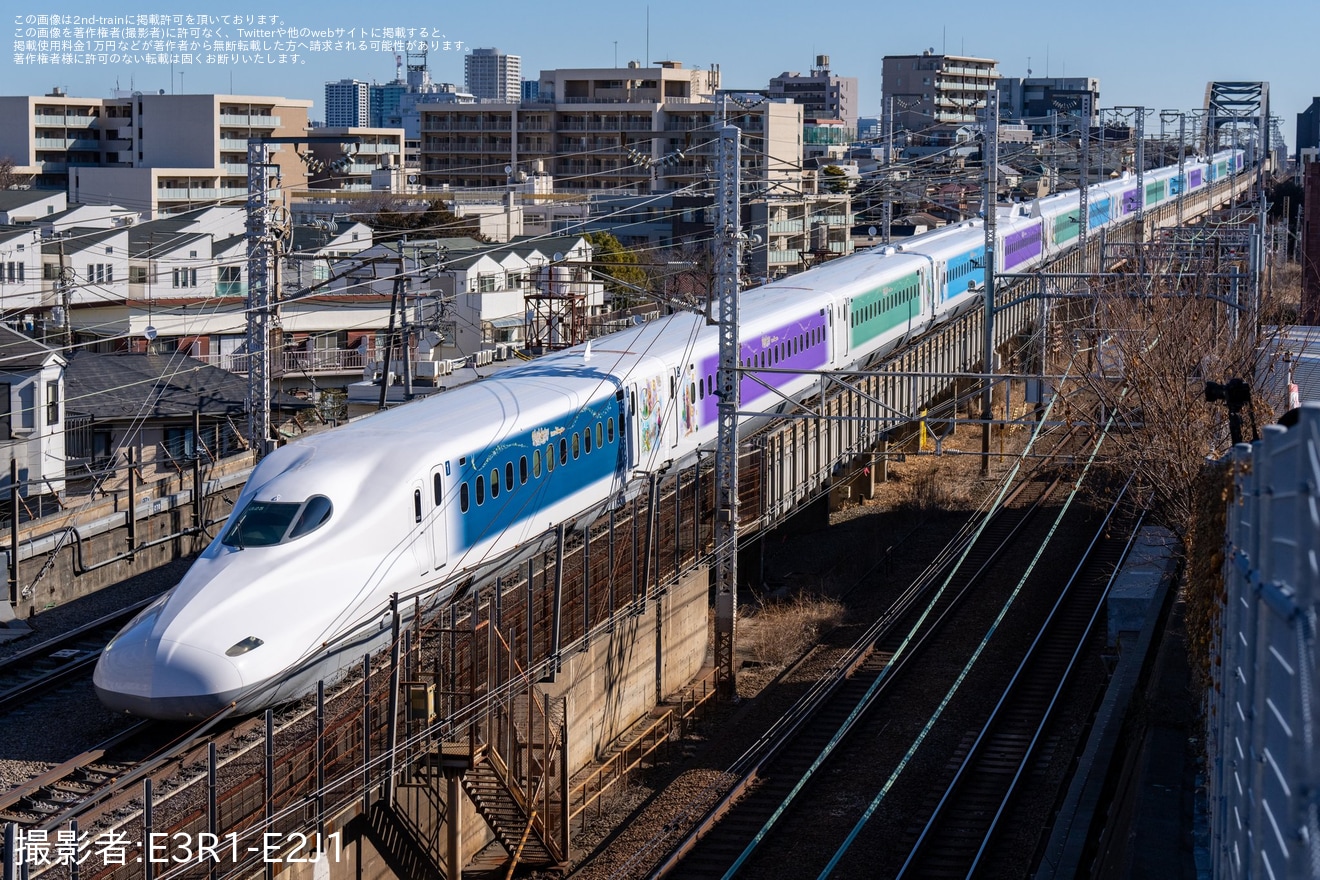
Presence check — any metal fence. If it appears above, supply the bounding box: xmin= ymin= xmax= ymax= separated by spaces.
xmin=1211 ymin=402 xmax=1320 ymax=878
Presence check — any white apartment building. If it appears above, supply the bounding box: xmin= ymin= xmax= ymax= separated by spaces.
xmin=325 ymin=79 xmax=370 ymax=127
xmin=466 ymin=48 xmax=522 ymax=103
xmin=0 ymin=91 xmax=312 ymax=218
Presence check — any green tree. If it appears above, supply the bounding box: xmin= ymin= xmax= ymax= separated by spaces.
xmin=584 ymin=231 xmax=651 ymax=299
xmin=358 ymin=197 xmax=488 ymax=242
xmin=821 ymin=164 xmax=850 ymax=194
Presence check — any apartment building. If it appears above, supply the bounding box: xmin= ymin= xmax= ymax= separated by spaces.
xmin=303 ymin=127 xmax=406 ymax=193
xmin=882 ymin=52 xmax=1000 ymax=131
xmin=466 ymin=48 xmax=522 ymax=103
xmin=0 ymin=91 xmax=312 ymax=218
xmin=325 ymin=79 xmax=370 ymax=127
xmin=768 ymin=56 xmax=859 ymax=128
xmin=420 ymin=62 xmax=802 ymax=195
xmin=997 ymin=77 xmax=1100 ymax=130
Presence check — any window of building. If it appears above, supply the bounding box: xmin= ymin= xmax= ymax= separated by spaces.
xmin=45 ymin=381 xmax=59 ymax=425
xmin=173 ymin=268 xmax=198 ymax=288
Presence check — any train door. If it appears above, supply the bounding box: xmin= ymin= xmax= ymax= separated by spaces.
xmin=671 ymin=369 xmax=681 ymax=448
xmin=428 ymin=465 xmax=447 ymax=571
xmin=409 ymin=480 xmax=428 ymax=576
xmin=626 ymin=382 xmax=639 ymax=470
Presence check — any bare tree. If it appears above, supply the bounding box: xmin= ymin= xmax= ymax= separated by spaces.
xmin=0 ymin=157 xmax=32 ymax=190
xmin=1055 ymin=240 xmax=1284 ymax=530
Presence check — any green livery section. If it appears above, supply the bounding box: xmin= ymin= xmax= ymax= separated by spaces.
xmin=848 ymin=271 xmax=921 ymax=348
xmin=1144 ymin=180 xmax=1166 ymax=206
xmin=1053 ymin=210 xmax=1080 ymax=244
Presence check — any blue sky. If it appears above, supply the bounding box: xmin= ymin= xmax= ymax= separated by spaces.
xmin=9 ymin=0 xmax=1316 ymax=147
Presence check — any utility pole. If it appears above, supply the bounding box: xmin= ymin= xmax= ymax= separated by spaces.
xmin=981 ymin=89 xmax=998 ymax=477
xmin=1078 ymin=94 xmax=1091 ymax=265
xmin=56 ymin=239 xmax=72 ymax=349
xmin=883 ymin=96 xmax=894 ymax=244
xmin=245 ymin=135 xmax=360 ymax=458
xmin=1177 ymin=112 xmax=1187 ymax=228
xmin=713 ymin=124 xmax=742 ymax=700
xmin=245 ymin=140 xmax=274 ymax=459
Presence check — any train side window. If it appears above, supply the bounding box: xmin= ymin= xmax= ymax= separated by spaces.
xmin=596 ymin=421 xmax=603 ymax=447
xmin=567 ymin=436 xmax=575 ymax=462
xmin=546 ymin=445 xmax=556 ymax=472
xmin=533 ymin=450 xmax=542 ymax=477
xmin=506 ymin=462 xmax=514 ymax=490
xmin=460 ymin=483 xmax=470 ymax=513
xmin=490 ymin=468 xmax=500 ymax=498
xmin=584 ymin=427 xmax=592 ymax=454
xmin=433 ymin=473 xmax=442 ymax=506
xmin=413 ymin=489 xmax=422 ymax=523
xmin=608 ymin=418 xmax=615 ymax=444
xmin=476 ymin=475 xmax=485 ymax=505
xmin=520 ymin=455 xmax=529 ymax=484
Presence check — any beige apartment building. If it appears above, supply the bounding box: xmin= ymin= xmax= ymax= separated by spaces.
xmin=419 ymin=62 xmax=803 ymax=195
xmin=302 ymin=127 xmax=407 ymax=193
xmin=0 ymin=90 xmax=312 ymax=217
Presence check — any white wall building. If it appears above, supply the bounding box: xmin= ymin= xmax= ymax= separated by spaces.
xmin=466 ymin=48 xmax=522 ymax=103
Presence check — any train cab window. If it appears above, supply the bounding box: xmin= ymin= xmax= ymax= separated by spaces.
xmin=546 ymin=445 xmax=556 ymax=472
xmin=490 ymin=468 xmax=500 ymax=498
xmin=533 ymin=449 xmax=543 ymax=477
xmin=584 ymin=427 xmax=592 ymax=454
xmin=520 ymin=456 xmax=528 ymax=484
xmin=413 ymin=490 xmax=422 ymax=523
xmin=596 ymin=422 xmax=604 ymax=448
xmin=221 ymin=500 xmax=304 ymax=548
xmin=506 ymin=462 xmax=515 ymax=490
xmin=460 ymin=483 xmax=470 ymax=513
xmin=476 ymin=475 xmax=485 ymax=505
xmin=433 ymin=474 xmax=443 ymax=506
xmin=289 ymin=495 xmax=334 ymax=540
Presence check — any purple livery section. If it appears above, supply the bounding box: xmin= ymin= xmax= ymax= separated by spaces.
xmin=1189 ymin=168 xmax=1203 ymax=188
xmin=1002 ymin=223 xmax=1043 ymax=271
xmin=697 ymin=310 xmax=830 ymax=427
xmin=1122 ymin=188 xmax=1140 ymax=214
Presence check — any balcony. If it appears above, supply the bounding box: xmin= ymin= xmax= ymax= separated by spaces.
xmin=219 ymin=114 xmax=281 ymax=127
xmin=196 ymin=347 xmax=367 ymax=375
xmin=157 ymin=186 xmax=252 ymax=201
xmin=33 ymin=114 xmax=67 ymax=126
xmin=768 ymin=219 xmax=804 ymax=233
xmin=219 ymin=138 xmax=252 ymax=150
xmin=354 ymin=142 xmax=399 ymax=154
xmin=220 ymin=163 xmax=249 ymax=175
xmin=34 ymin=137 xmax=70 ymax=148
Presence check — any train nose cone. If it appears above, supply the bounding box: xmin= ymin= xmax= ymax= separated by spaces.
xmin=94 ymin=638 xmax=245 ymax=720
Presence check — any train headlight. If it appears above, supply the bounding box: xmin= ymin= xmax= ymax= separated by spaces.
xmin=226 ymin=636 xmax=265 ymax=657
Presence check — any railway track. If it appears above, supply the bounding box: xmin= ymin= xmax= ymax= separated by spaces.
xmin=650 ymin=430 xmax=1083 ymax=879
xmin=0 ymin=597 xmax=156 ymax=716
xmin=894 ymin=497 xmax=1139 ymax=878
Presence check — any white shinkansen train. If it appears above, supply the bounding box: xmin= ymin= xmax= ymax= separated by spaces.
xmin=94 ymin=150 xmax=1244 ymax=719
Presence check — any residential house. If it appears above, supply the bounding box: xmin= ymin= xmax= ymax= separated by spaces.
xmin=63 ymin=350 xmax=310 ymax=488
xmin=0 ymin=326 xmax=66 ymax=496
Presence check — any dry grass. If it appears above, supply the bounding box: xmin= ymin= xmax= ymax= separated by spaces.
xmin=740 ymin=595 xmax=846 ymax=669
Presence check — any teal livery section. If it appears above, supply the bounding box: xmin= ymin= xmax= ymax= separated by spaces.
xmin=850 ymin=271 xmax=921 ymax=348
